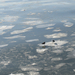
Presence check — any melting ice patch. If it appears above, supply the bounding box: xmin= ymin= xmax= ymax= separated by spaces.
xmin=9 ymin=73 xmax=24 ymax=75
xmin=0 ymin=44 xmax=8 ymax=48
xmin=64 ymin=22 xmax=73 ymax=27
xmin=26 ymin=39 xmax=39 ymax=42
xmin=4 ymin=35 xmax=25 ymax=39
xmin=36 ymin=48 xmax=48 ymax=53
xmin=44 ymin=33 xmax=67 ymax=38
xmin=36 ymin=24 xmax=55 ymax=28
xmin=1 ymin=15 xmax=19 ymax=22
xmin=11 ymin=27 xmax=33 ymax=34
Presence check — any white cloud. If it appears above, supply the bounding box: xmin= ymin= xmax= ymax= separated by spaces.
xmin=53 ymin=29 xmax=61 ymax=32
xmin=65 ymin=48 xmax=74 ymax=52
xmin=1 ymin=15 xmax=19 ymax=22
xmin=23 ymin=21 xmax=43 ymax=25
xmin=20 ymin=66 xmax=41 ymax=71
xmin=27 ymin=13 xmax=36 ymax=15
xmin=46 ymin=27 xmax=53 ymax=30
xmin=55 ymin=63 xmax=65 ymax=69
xmin=38 ymin=40 xmax=68 ymax=47
xmin=27 ymin=71 xmax=40 ymax=75
xmin=44 ymin=33 xmax=67 ymax=38
xmin=0 ymin=44 xmax=8 ymax=47
xmin=36 ymin=48 xmax=48 ymax=53
xmin=51 ymin=57 xmax=62 ymax=61
xmin=26 ymin=39 xmax=39 ymax=42
xmin=25 ymin=18 xmax=39 ymax=20
xmin=52 ymin=50 xmax=63 ymax=54
xmin=28 ymin=55 xmax=37 ymax=59
xmin=9 ymin=73 xmax=24 ymax=75
xmin=64 ymin=22 xmax=73 ymax=27
xmin=4 ymin=35 xmax=25 ymax=39
xmin=0 ymin=25 xmax=14 ymax=35
xmin=36 ymin=24 xmax=55 ymax=28
xmin=0 ymin=25 xmax=14 ymax=30
xmin=0 ymin=60 xmax=11 ymax=66
xmin=71 ymin=32 xmax=75 ymax=36
xmin=11 ymin=27 xmax=33 ymax=34
xmin=61 ymin=20 xmax=67 ymax=23
xmin=0 ymin=30 xmax=5 ymax=35
xmin=67 ymin=50 xmax=75 ymax=58
xmin=72 ymin=18 xmax=75 ymax=20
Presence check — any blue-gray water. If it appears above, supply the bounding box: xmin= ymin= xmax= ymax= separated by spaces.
xmin=0 ymin=0 xmax=75 ymax=75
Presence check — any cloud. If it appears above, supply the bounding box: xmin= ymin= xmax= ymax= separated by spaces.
xmin=11 ymin=27 xmax=33 ymax=34
xmin=25 ymin=18 xmax=39 ymax=20
xmin=64 ymin=22 xmax=73 ymax=27
xmin=36 ymin=48 xmax=48 ymax=53
xmin=0 ymin=60 xmax=11 ymax=66
xmin=61 ymin=20 xmax=67 ymax=23
xmin=51 ymin=57 xmax=62 ymax=61
xmin=53 ymin=29 xmax=61 ymax=32
xmin=4 ymin=35 xmax=25 ymax=39
xmin=71 ymin=32 xmax=75 ymax=36
xmin=26 ymin=39 xmax=39 ymax=42
xmin=27 ymin=71 xmax=40 ymax=75
xmin=0 ymin=25 xmax=14 ymax=30
xmin=72 ymin=18 xmax=75 ymax=20
xmin=44 ymin=33 xmax=67 ymax=38
xmin=23 ymin=21 xmax=43 ymax=25
xmin=0 ymin=25 xmax=14 ymax=35
xmin=67 ymin=50 xmax=75 ymax=58
xmin=20 ymin=66 xmax=42 ymax=71
xmin=0 ymin=30 xmax=5 ymax=35
xmin=65 ymin=48 xmax=74 ymax=52
xmin=55 ymin=63 xmax=65 ymax=69
xmin=9 ymin=73 xmax=24 ymax=75
xmin=27 ymin=13 xmax=36 ymax=15
xmin=46 ymin=27 xmax=53 ymax=30
xmin=28 ymin=55 xmax=37 ymax=59
xmin=1 ymin=15 xmax=19 ymax=22
xmin=52 ymin=50 xmax=63 ymax=54
xmin=38 ymin=40 xmax=68 ymax=47
xmin=0 ymin=44 xmax=8 ymax=48
xmin=42 ymin=2 xmax=70 ymax=6
xmin=36 ymin=24 xmax=55 ymax=28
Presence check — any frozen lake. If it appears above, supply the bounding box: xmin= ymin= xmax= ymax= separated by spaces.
xmin=0 ymin=0 xmax=75 ymax=75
